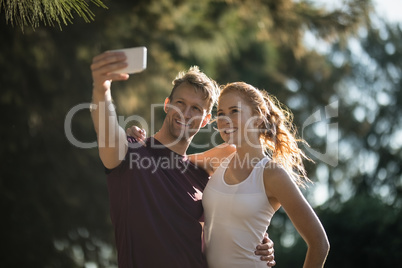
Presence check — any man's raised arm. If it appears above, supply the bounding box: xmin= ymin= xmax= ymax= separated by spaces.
xmin=90 ymin=51 xmax=130 ymax=169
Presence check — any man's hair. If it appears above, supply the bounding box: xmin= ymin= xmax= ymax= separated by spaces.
xmin=169 ymin=66 xmax=220 ymax=114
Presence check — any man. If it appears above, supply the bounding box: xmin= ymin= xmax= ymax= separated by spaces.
xmin=90 ymin=50 xmax=275 ymax=267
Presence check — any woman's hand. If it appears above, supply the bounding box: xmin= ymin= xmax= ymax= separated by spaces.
xmin=126 ymin=125 xmax=147 ymax=146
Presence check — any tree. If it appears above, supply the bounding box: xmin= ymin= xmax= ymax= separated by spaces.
xmin=318 ymin=195 xmax=402 ymax=267
xmin=271 ymin=194 xmax=402 ymax=267
xmin=330 ymin=20 xmax=402 ymax=206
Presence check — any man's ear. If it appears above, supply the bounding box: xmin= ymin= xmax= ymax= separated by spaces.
xmin=201 ymin=113 xmax=212 ymax=128
xmin=164 ymin=98 xmax=170 ymax=113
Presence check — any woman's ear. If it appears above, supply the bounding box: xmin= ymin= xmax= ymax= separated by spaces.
xmin=164 ymin=98 xmax=170 ymax=113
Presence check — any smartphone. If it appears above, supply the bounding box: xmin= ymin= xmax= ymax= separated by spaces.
xmin=111 ymin=46 xmax=147 ymax=74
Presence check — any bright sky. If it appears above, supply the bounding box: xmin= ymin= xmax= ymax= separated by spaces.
xmin=373 ymin=0 xmax=402 ymax=23
xmin=309 ymin=0 xmax=402 ymax=23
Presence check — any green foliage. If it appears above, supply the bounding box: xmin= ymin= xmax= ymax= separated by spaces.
xmin=320 ymin=195 xmax=402 ymax=267
xmin=0 ymin=0 xmax=107 ymax=31
xmin=270 ymin=195 xmax=402 ymax=267
xmin=325 ymin=19 xmax=402 ymax=205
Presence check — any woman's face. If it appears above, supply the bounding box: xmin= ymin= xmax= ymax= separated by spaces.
xmin=216 ymin=91 xmax=261 ymax=146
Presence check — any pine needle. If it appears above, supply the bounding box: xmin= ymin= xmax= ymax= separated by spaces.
xmin=0 ymin=0 xmax=108 ymax=31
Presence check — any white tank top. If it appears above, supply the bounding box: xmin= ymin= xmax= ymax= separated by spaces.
xmin=203 ymin=153 xmax=276 ymax=268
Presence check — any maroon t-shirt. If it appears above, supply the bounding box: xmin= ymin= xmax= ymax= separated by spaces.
xmin=106 ymin=137 xmax=209 ymax=268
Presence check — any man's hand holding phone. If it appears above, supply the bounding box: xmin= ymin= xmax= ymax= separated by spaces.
xmin=110 ymin=47 xmax=147 ymax=74
xmin=90 ymin=46 xmax=147 ymax=95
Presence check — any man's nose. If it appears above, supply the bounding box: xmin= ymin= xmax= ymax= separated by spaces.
xmin=183 ymin=106 xmax=192 ymax=119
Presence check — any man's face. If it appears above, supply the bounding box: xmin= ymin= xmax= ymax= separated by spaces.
xmin=164 ymin=82 xmax=211 ymax=143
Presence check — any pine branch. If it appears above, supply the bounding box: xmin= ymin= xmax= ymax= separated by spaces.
xmin=0 ymin=0 xmax=108 ymax=31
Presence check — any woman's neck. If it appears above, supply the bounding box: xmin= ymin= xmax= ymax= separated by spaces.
xmin=235 ymin=143 xmax=265 ymax=162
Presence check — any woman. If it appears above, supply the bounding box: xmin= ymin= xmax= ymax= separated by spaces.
xmin=199 ymin=82 xmax=329 ymax=267
xmin=128 ymin=82 xmax=329 ymax=267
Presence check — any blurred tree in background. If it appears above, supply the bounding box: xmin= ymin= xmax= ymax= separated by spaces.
xmin=0 ymin=0 xmax=401 ymax=267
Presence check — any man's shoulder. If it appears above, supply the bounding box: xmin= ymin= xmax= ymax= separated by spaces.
xmin=104 ymin=136 xmax=147 ymax=174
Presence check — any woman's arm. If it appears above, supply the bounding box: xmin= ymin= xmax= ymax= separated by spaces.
xmin=188 ymin=143 xmax=236 ymax=175
xmin=264 ymin=166 xmax=330 ymax=268
xmin=126 ymin=125 xmax=236 ymax=175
